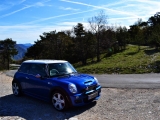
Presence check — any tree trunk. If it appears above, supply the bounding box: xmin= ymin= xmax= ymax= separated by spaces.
xmin=96 ymin=36 xmax=100 ymax=62
xmin=7 ymin=56 xmax=10 ymax=70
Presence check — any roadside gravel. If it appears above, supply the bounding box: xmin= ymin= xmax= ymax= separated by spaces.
xmin=0 ymin=73 xmax=160 ymax=120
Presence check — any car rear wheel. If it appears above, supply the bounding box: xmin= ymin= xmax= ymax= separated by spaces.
xmin=52 ymin=91 xmax=68 ymax=111
xmin=12 ymin=82 xmax=21 ymax=96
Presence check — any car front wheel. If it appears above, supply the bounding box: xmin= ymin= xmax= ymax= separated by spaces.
xmin=52 ymin=91 xmax=68 ymax=111
xmin=12 ymin=82 xmax=21 ymax=96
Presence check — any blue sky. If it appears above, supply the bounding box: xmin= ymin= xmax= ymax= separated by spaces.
xmin=0 ymin=0 xmax=160 ymax=44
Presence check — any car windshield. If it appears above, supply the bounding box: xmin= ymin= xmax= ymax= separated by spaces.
xmin=48 ymin=62 xmax=77 ymax=77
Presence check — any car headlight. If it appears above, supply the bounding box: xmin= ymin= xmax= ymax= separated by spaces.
xmin=68 ymin=83 xmax=77 ymax=93
xmin=94 ymin=77 xmax=100 ymax=85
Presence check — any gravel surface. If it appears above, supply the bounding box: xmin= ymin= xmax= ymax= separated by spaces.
xmin=0 ymin=73 xmax=160 ymax=120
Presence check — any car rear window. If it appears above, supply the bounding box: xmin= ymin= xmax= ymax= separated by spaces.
xmin=18 ymin=63 xmax=30 ymax=73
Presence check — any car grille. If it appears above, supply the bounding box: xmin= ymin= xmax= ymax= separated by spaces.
xmin=82 ymin=84 xmax=98 ymax=93
xmin=81 ymin=85 xmax=101 ymax=103
xmin=87 ymin=85 xmax=97 ymax=91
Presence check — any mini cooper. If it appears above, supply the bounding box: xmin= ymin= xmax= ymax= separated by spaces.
xmin=12 ymin=60 xmax=101 ymax=111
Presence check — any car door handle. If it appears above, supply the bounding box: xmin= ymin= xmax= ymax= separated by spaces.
xmin=48 ymin=82 xmax=52 ymax=85
xmin=26 ymin=77 xmax=29 ymax=79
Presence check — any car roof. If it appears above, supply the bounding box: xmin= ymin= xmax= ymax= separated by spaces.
xmin=23 ymin=60 xmax=67 ymax=64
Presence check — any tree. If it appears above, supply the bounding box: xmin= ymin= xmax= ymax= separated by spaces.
xmin=148 ymin=12 xmax=160 ymax=27
xmin=148 ymin=24 xmax=160 ymax=49
xmin=116 ymin=26 xmax=128 ymax=50
xmin=128 ymin=19 xmax=145 ymax=51
xmin=0 ymin=38 xmax=18 ymax=70
xmin=99 ymin=27 xmax=117 ymax=54
xmin=88 ymin=11 xmax=108 ymax=62
xmin=25 ymin=41 xmax=43 ymax=59
xmin=147 ymin=12 xmax=160 ymax=48
xmin=74 ymin=23 xmax=87 ymax=64
xmin=56 ymin=31 xmax=73 ymax=60
xmin=74 ymin=23 xmax=85 ymax=37
xmin=25 ymin=31 xmax=74 ymax=61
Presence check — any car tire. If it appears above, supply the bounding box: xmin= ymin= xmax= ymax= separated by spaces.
xmin=52 ymin=91 xmax=68 ymax=111
xmin=12 ymin=81 xmax=22 ymax=96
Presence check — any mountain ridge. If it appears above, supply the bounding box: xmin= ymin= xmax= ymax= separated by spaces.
xmin=12 ymin=43 xmax=33 ymax=60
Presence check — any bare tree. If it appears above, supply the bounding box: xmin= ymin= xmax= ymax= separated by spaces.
xmin=88 ymin=11 xmax=108 ymax=62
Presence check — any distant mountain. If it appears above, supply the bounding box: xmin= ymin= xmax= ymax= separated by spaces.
xmin=23 ymin=43 xmax=33 ymax=47
xmin=16 ymin=44 xmax=28 ymax=49
xmin=12 ymin=43 xmax=33 ymax=61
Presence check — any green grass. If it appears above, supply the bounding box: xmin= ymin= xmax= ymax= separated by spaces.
xmin=76 ymin=45 xmax=160 ymax=74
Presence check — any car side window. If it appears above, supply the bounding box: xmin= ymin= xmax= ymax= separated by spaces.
xmin=18 ymin=63 xmax=30 ymax=74
xmin=49 ymin=63 xmax=66 ymax=74
xmin=49 ymin=64 xmax=59 ymax=76
xmin=29 ymin=63 xmax=47 ymax=77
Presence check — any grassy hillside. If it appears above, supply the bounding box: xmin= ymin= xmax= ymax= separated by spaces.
xmin=76 ymin=45 xmax=160 ymax=74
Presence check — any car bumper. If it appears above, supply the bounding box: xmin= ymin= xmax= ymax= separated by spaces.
xmin=69 ymin=85 xmax=101 ymax=106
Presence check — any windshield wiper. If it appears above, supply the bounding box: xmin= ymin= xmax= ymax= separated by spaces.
xmin=57 ymin=73 xmax=71 ymax=77
xmin=71 ymin=72 xmax=78 ymax=74
xmin=50 ymin=72 xmax=78 ymax=78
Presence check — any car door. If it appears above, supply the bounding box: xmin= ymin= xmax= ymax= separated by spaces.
xmin=17 ymin=63 xmax=31 ymax=90
xmin=26 ymin=63 xmax=51 ymax=100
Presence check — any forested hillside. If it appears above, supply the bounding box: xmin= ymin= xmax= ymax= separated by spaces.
xmin=25 ymin=12 xmax=160 ymax=65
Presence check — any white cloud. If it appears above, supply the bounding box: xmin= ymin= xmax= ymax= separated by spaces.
xmin=35 ymin=2 xmax=45 ymax=7
xmin=0 ymin=20 xmax=91 ymax=44
xmin=20 ymin=9 xmax=97 ymax=25
xmin=0 ymin=6 xmax=33 ymax=18
xmin=56 ymin=21 xmax=88 ymax=27
xmin=59 ymin=6 xmax=79 ymax=11
xmin=19 ymin=0 xmax=26 ymax=4
xmin=34 ymin=1 xmax=52 ymax=7
xmin=0 ymin=1 xmax=26 ymax=12
xmin=0 ymin=24 xmax=75 ymax=43
xmin=0 ymin=0 xmax=51 ymax=18
xmin=60 ymin=0 xmax=138 ymax=17
xmin=60 ymin=0 xmax=160 ymax=26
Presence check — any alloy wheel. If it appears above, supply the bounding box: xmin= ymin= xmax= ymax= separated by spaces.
xmin=12 ymin=82 xmax=19 ymax=96
xmin=52 ymin=92 xmax=65 ymax=111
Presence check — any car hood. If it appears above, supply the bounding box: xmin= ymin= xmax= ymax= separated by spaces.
xmin=55 ymin=73 xmax=97 ymax=91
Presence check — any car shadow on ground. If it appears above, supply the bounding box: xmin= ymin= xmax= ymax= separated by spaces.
xmin=0 ymin=94 xmax=97 ymax=120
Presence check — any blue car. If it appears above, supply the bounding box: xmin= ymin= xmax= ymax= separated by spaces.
xmin=12 ymin=60 xmax=101 ymax=111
